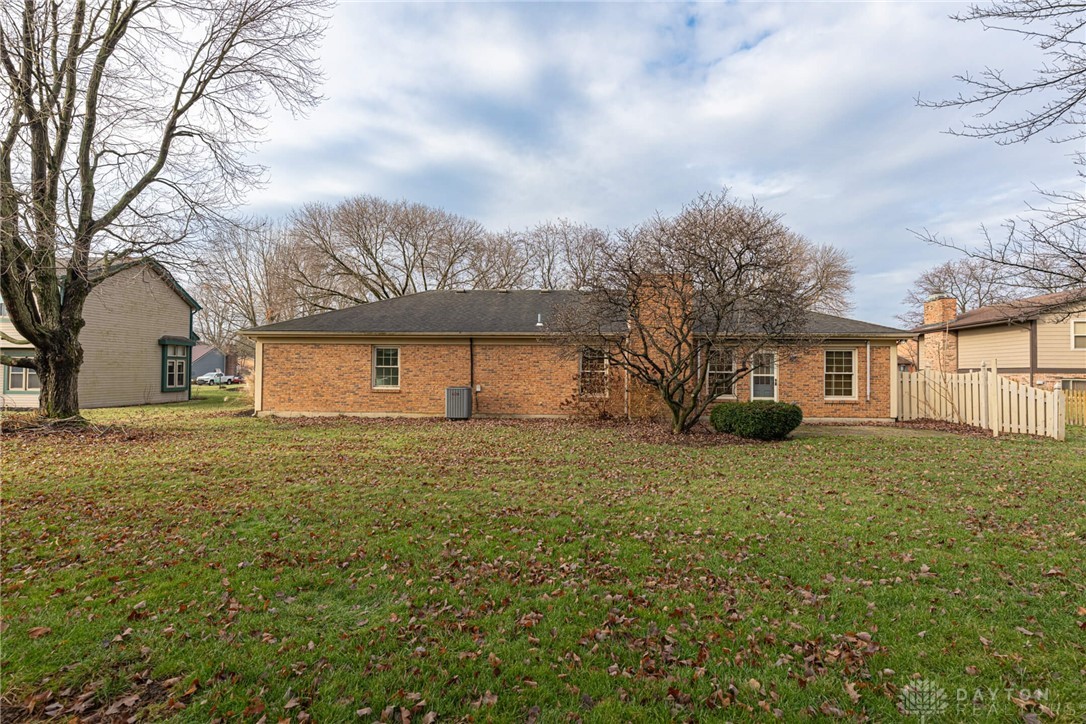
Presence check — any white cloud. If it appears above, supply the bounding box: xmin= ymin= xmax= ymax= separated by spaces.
xmin=244 ymin=2 xmax=1074 ymax=324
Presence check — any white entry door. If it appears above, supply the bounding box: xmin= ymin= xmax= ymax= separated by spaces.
xmin=751 ymin=351 xmax=777 ymax=401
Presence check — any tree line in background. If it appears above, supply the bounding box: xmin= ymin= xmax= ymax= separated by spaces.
xmin=190 ymin=200 xmax=611 ymax=355
xmin=191 ymin=192 xmax=854 ymax=360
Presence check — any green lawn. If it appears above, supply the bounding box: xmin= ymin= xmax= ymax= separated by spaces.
xmin=2 ymin=390 xmax=1084 ymax=721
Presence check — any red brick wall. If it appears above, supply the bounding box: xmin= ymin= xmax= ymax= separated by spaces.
xmin=627 ymin=344 xmax=894 ymax=421
xmin=1003 ymin=372 xmax=1086 ymax=390
xmin=261 ymin=340 xmax=894 ymax=420
xmin=262 ymin=343 xmax=471 ymax=414
xmin=472 ymin=344 xmax=580 ymax=416
xmin=776 ymin=345 xmax=892 ymax=419
xmin=920 ymin=330 xmax=957 ymax=373
xmin=261 ymin=341 xmax=589 ymax=416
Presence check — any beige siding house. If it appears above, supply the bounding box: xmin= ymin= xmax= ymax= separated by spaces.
xmin=913 ymin=291 xmax=1086 ymax=391
xmin=1 ymin=261 xmax=200 ymax=409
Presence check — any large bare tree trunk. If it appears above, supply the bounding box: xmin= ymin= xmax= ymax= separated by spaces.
xmin=0 ymin=1 xmax=327 ymax=419
xmin=37 ymin=340 xmax=83 ymax=418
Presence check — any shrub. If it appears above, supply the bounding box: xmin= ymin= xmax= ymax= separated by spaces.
xmin=710 ymin=401 xmax=803 ymax=440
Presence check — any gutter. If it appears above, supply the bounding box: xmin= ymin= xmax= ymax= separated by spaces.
xmin=866 ymin=340 xmax=871 ymax=401
xmin=243 ymin=330 xmax=911 ymax=341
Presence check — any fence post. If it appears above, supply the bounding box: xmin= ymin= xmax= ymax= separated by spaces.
xmin=979 ymin=363 xmax=988 ymax=431
xmin=988 ymin=359 xmax=1000 ymax=438
xmin=1056 ymin=389 xmax=1066 ymax=441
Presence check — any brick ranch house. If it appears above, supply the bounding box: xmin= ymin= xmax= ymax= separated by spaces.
xmin=244 ymin=290 xmax=909 ymax=423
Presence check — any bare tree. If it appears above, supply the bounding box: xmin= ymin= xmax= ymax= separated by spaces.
xmin=554 ymin=191 xmax=854 ymax=434
xmin=469 ymin=230 xmax=532 ymax=290
xmin=896 ymin=258 xmax=1019 ymax=327
xmin=191 ymin=220 xmax=301 ymax=357
xmin=0 ymin=0 xmax=328 ymax=417
xmin=287 ymin=195 xmax=531 ymax=308
xmin=522 ymin=218 xmax=608 ymax=290
xmin=918 ymin=1 xmax=1086 ymax=298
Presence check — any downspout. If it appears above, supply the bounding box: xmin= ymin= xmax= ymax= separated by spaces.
xmin=469 ymin=337 xmax=476 ymax=412
xmin=624 ymin=366 xmax=630 ymax=421
xmin=1029 ymin=320 xmax=1038 ymax=386
xmin=189 ymin=309 xmax=195 ymax=401
xmin=866 ymin=341 xmax=871 ymax=402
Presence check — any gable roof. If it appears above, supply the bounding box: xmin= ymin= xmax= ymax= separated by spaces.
xmin=86 ymin=258 xmax=201 ymax=312
xmin=244 ymin=290 xmax=908 ymax=339
xmin=913 ymin=289 xmax=1086 ymax=333
xmin=192 ymin=343 xmax=223 ymax=362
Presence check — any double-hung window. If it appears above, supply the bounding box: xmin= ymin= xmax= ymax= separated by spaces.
xmin=162 ymin=344 xmax=188 ymax=391
xmin=5 ymin=359 xmax=40 ymax=392
xmin=824 ymin=349 xmax=856 ymax=399
xmin=579 ymin=347 xmax=607 ymax=397
xmin=1073 ymin=320 xmax=1086 ymax=350
xmin=1061 ymin=379 xmax=1086 ymax=392
xmin=373 ymin=347 xmax=400 ymax=388
xmin=705 ymin=347 xmax=735 ymax=398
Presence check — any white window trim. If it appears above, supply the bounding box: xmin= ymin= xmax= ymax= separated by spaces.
xmin=824 ymin=348 xmax=858 ymax=400
xmin=1071 ymin=319 xmax=1086 ymax=350
xmin=705 ymin=346 xmax=737 ymax=399
xmin=750 ymin=350 xmax=778 ymax=402
xmin=578 ymin=347 xmax=609 ymax=399
xmin=6 ymin=363 xmax=40 ymax=392
xmin=372 ymin=346 xmax=400 ymax=389
xmin=162 ymin=346 xmax=188 ymax=392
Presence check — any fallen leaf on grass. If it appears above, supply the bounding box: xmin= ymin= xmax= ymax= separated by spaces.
xmin=819 ymin=701 xmax=846 ymax=717
xmin=28 ymin=626 xmax=51 ymax=639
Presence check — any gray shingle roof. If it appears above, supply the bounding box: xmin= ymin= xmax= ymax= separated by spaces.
xmin=247 ymin=290 xmax=582 ymax=335
xmin=244 ymin=290 xmax=909 ymax=339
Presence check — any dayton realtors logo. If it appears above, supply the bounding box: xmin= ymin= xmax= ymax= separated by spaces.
xmin=899 ymin=678 xmax=1076 ymax=720
xmin=899 ymin=680 xmax=949 ymax=721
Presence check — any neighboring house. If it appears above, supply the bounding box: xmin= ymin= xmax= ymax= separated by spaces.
xmin=1 ymin=260 xmax=201 ymax=409
xmin=191 ymin=344 xmax=238 ymax=379
xmin=895 ymin=340 xmax=919 ymax=373
xmin=912 ymin=290 xmax=1086 ymax=391
xmin=244 ymin=290 xmax=908 ymax=422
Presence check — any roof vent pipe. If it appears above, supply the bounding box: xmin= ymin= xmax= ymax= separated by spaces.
xmin=536 ymin=313 xmax=544 ymax=327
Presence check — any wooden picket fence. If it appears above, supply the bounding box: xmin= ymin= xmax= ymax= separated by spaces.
xmin=897 ymin=362 xmax=1066 ymax=440
xmin=1067 ymin=390 xmax=1086 ymax=427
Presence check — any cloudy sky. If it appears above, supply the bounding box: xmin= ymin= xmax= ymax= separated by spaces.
xmin=245 ymin=1 xmax=1076 ymax=326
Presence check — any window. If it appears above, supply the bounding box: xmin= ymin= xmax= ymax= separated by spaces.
xmin=751 ymin=351 xmax=777 ymax=400
xmin=705 ymin=347 xmax=735 ymax=398
xmin=1073 ymin=320 xmax=1086 ymax=350
xmin=162 ymin=344 xmax=188 ymax=392
xmin=579 ymin=347 xmax=607 ymax=397
xmin=1061 ymin=379 xmax=1086 ymax=392
xmin=373 ymin=347 xmax=400 ymax=388
xmin=5 ymin=361 xmax=40 ymax=391
xmin=824 ymin=349 xmax=856 ymax=398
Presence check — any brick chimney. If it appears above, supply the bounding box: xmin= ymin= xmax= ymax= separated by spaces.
xmin=923 ymin=292 xmax=958 ymax=325
xmin=920 ymin=292 xmax=959 ymax=373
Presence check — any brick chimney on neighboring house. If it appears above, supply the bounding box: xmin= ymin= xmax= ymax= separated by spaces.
xmin=920 ymin=292 xmax=959 ymax=373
